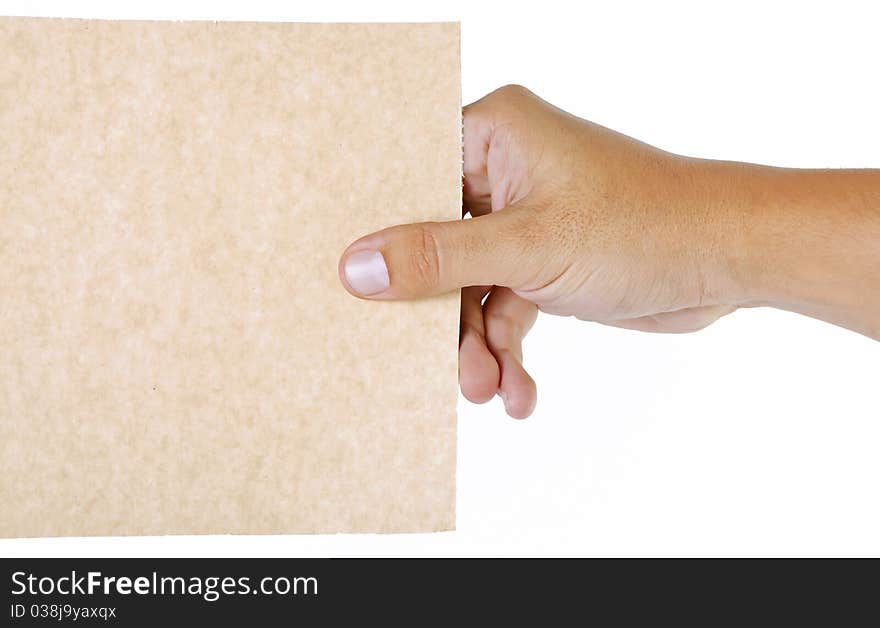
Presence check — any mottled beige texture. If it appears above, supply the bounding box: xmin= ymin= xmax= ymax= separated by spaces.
xmin=0 ymin=18 xmax=461 ymax=536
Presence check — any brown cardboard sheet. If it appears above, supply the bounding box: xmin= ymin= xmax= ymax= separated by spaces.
xmin=0 ymin=18 xmax=461 ymax=536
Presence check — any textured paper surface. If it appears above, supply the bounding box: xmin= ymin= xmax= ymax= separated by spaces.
xmin=0 ymin=18 xmax=461 ymax=536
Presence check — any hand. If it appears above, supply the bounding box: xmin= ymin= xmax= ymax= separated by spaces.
xmin=338 ymin=85 xmax=880 ymax=418
xmin=338 ymin=85 xmax=738 ymax=418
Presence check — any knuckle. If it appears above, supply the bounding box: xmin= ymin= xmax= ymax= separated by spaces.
xmin=485 ymin=308 xmax=520 ymax=335
xmin=494 ymin=83 xmax=533 ymax=102
xmin=406 ymin=225 xmax=442 ymax=289
xmin=467 ymin=84 xmax=535 ymax=123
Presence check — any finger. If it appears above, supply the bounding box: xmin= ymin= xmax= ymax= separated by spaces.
xmin=462 ymin=103 xmax=492 ymax=217
xmin=459 ymin=286 xmax=499 ymax=404
xmin=462 ymin=87 xmax=537 ymax=218
xmin=339 ymin=203 xmax=538 ymax=300
xmin=483 ymin=287 xmax=539 ymax=419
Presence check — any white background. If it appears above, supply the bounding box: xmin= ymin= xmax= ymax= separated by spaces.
xmin=1 ymin=0 xmax=878 ymax=557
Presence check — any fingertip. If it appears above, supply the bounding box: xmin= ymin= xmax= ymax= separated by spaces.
xmin=459 ymin=333 xmax=500 ymax=404
xmin=499 ymin=379 xmax=537 ymax=419
xmin=497 ymin=353 xmax=537 ymax=419
xmin=337 ymin=249 xmax=359 ymax=297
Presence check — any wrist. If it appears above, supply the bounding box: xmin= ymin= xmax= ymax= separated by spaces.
xmin=696 ymin=160 xmax=880 ymax=337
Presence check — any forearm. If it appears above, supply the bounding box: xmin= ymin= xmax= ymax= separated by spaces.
xmin=702 ymin=161 xmax=880 ymax=338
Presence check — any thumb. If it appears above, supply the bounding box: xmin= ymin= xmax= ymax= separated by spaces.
xmin=339 ymin=204 xmax=537 ymax=299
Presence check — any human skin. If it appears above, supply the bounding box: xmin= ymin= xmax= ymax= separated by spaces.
xmin=338 ymin=85 xmax=880 ymax=419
